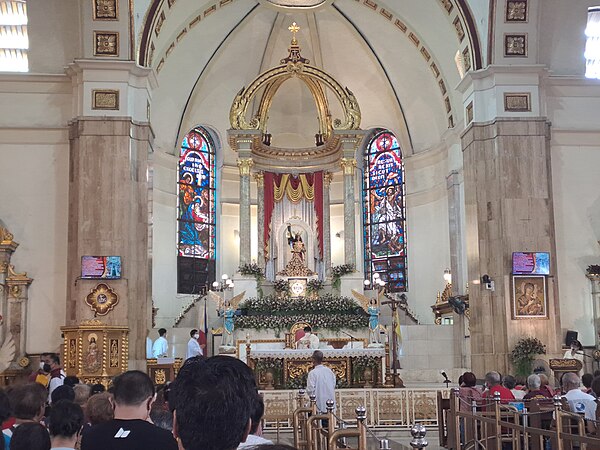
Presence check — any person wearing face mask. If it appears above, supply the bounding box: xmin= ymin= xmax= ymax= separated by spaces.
xmin=186 ymin=329 xmax=203 ymax=360
xmin=29 ymin=352 xmax=53 ymax=387
xmin=81 ymin=370 xmax=177 ymax=450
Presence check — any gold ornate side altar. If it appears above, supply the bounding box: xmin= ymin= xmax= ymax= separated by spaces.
xmin=247 ymin=348 xmax=386 ymax=389
xmin=61 ymin=319 xmax=129 ymax=386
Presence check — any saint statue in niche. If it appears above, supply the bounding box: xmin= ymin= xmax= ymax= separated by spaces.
xmin=84 ymin=334 xmax=102 ymax=373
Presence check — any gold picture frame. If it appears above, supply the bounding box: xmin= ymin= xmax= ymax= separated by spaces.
xmin=512 ymin=275 xmax=547 ymax=320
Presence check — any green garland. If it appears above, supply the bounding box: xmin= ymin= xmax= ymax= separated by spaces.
xmin=331 ymin=264 xmax=355 ymax=290
xmin=237 ymin=294 xmax=368 ymax=331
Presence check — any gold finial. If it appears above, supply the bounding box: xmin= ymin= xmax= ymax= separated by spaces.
xmin=288 ymin=22 xmax=300 ymax=44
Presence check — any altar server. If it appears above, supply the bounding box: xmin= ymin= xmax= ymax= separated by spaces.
xmin=186 ymin=329 xmax=203 ymax=359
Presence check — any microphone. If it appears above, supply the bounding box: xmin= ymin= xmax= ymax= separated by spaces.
xmin=340 ymin=330 xmax=357 ymax=340
xmin=441 ymin=370 xmax=451 ymax=387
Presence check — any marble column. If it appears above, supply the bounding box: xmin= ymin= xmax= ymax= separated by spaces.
xmin=462 ymin=118 xmax=561 ymax=375
xmin=446 ymin=170 xmax=466 ymax=296
xmin=0 ymin=225 xmax=17 ymax=346
xmin=67 ymin=118 xmax=152 ymax=366
xmin=237 ymin=158 xmax=254 ymax=266
xmin=588 ymin=274 xmax=600 ymax=348
xmin=340 ymin=158 xmax=357 ymax=267
xmin=6 ymin=266 xmax=32 ymax=360
xmin=255 ymin=172 xmax=265 ymax=269
xmin=323 ymin=172 xmax=333 ymax=276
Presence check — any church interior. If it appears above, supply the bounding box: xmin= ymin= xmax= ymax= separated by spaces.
xmin=1 ymin=0 xmax=600 ymax=445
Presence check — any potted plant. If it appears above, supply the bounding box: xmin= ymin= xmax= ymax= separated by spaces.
xmin=511 ymin=337 xmax=546 ymax=377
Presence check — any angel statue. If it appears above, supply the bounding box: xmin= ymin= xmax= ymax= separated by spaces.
xmin=208 ymin=290 xmax=246 ymax=353
xmin=352 ymin=289 xmax=384 ymax=348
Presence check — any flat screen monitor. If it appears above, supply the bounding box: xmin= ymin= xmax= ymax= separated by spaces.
xmin=512 ymin=252 xmax=550 ymax=275
xmin=81 ymin=256 xmax=122 ymax=279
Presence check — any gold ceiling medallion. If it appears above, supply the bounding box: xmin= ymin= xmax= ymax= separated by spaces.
xmin=229 ymin=22 xmax=362 ymax=169
xmin=86 ymin=283 xmax=119 ymax=316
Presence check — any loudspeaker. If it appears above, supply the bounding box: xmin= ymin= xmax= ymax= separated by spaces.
xmin=565 ymin=330 xmax=578 ymax=347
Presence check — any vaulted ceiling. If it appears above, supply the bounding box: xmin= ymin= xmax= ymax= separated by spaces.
xmin=136 ymin=0 xmax=484 ymax=159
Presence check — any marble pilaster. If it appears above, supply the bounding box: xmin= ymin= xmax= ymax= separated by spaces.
xmin=446 ymin=170 xmax=466 ymax=296
xmin=255 ymin=172 xmax=265 ymax=269
xmin=237 ymin=158 xmax=254 ymax=266
xmin=67 ymin=118 xmax=152 ymax=366
xmin=341 ymin=158 xmax=357 ymax=267
xmin=588 ymin=274 xmax=600 ymax=348
xmin=323 ymin=172 xmax=333 ymax=276
xmin=462 ymin=118 xmax=561 ymax=376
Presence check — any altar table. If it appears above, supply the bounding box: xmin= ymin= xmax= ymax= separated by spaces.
xmin=247 ymin=348 xmax=386 ymax=389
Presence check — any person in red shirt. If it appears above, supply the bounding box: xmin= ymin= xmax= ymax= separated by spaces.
xmin=482 ymin=371 xmax=515 ymax=402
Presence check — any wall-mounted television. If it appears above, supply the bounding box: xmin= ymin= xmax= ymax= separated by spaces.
xmin=512 ymin=252 xmax=550 ymax=275
xmin=81 ymin=256 xmax=122 ymax=279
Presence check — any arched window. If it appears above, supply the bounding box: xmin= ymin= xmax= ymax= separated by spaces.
xmin=363 ymin=129 xmax=407 ymax=292
xmin=177 ymin=126 xmax=216 ymax=294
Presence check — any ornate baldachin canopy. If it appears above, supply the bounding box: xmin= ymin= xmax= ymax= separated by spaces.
xmin=228 ymin=22 xmax=361 ymax=168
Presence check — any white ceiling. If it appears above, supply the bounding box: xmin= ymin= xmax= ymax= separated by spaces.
xmin=146 ymin=0 xmax=476 ymax=161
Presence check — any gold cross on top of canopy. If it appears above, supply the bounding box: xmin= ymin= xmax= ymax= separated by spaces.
xmin=288 ymin=22 xmax=300 ymax=44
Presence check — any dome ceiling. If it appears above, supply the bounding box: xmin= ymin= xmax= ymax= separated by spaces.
xmin=140 ymin=0 xmax=482 ymax=158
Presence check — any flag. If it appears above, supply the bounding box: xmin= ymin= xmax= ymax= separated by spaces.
xmin=394 ymin=308 xmax=402 ymax=350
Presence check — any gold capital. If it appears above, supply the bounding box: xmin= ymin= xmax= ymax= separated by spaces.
xmin=253 ymin=171 xmax=264 ymax=187
xmin=340 ymin=158 xmax=357 ymax=176
xmin=324 ymin=172 xmax=333 ymax=186
xmin=237 ymin=158 xmax=254 ymax=176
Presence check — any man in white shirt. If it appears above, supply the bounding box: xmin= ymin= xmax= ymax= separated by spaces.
xmin=306 ymin=350 xmax=336 ymax=414
xmin=152 ymin=328 xmax=169 ymax=358
xmin=562 ymin=372 xmax=597 ymax=433
xmin=186 ymin=329 xmax=203 ymax=359
xmin=296 ymin=326 xmax=320 ymax=349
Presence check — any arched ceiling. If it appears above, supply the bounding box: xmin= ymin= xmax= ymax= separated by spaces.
xmin=139 ymin=0 xmax=482 ymax=160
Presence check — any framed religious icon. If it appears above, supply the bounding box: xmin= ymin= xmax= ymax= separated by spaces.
xmin=512 ymin=275 xmax=547 ymax=319
xmin=288 ymin=278 xmax=307 ymax=298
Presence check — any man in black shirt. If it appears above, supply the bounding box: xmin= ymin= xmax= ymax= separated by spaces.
xmin=81 ymin=370 xmax=177 ymax=450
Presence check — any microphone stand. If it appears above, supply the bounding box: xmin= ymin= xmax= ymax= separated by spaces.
xmin=340 ymin=330 xmax=357 ymax=349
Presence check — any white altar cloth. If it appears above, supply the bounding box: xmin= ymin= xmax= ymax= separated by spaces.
xmin=249 ymin=348 xmax=386 ymax=359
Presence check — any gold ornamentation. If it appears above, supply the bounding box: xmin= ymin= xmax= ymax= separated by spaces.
xmin=85 ymin=284 xmax=119 ymax=316
xmin=83 ymin=332 xmax=102 ymax=373
xmin=18 ymin=356 xmax=29 ymax=368
xmin=504 ymin=92 xmax=531 ymax=112
xmin=9 ymin=285 xmax=21 ymax=298
xmin=94 ymin=0 xmax=118 ymax=20
xmin=504 ymin=34 xmax=527 ymax=57
xmin=80 ymin=319 xmax=105 ymax=327
xmin=288 ymin=22 xmax=300 ymax=44
xmin=0 ymin=227 xmax=14 ymax=244
xmin=253 ymin=172 xmax=264 ymax=187
xmin=0 ymin=262 xmax=7 ymax=272
xmin=154 ymin=368 xmax=166 ymax=385
xmin=94 ymin=31 xmax=119 ymax=56
xmin=324 ymin=172 xmax=333 ymax=187
xmin=109 ymin=339 xmax=119 ymax=367
xmin=273 ymin=174 xmax=315 ymax=203
xmin=506 ymin=1 xmax=527 ymax=22
xmin=92 ymin=90 xmax=119 ymax=110
xmin=69 ymin=339 xmax=77 ymax=368
xmin=340 ymin=158 xmax=357 ymax=176
xmin=237 ymin=158 xmax=254 ymax=176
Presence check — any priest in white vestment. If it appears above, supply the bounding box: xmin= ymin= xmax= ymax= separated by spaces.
xmin=307 ymin=350 xmax=336 ymax=414
xmin=296 ymin=326 xmax=320 ymax=349
xmin=186 ymin=329 xmax=203 ymax=359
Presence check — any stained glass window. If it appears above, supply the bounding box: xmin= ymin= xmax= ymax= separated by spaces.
xmin=363 ymin=129 xmax=407 ymax=292
xmin=177 ymin=126 xmax=216 ymax=294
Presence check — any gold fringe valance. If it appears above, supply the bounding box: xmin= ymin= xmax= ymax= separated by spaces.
xmin=273 ymin=174 xmax=315 ymax=203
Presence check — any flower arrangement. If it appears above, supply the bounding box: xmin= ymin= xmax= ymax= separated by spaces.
xmin=306 ymin=279 xmax=324 ymax=297
xmin=255 ymin=358 xmax=284 ymax=387
xmin=351 ymin=356 xmax=380 ymax=383
xmin=511 ymin=337 xmax=546 ymax=377
xmin=273 ymin=279 xmax=290 ymax=295
xmin=238 ymin=263 xmax=265 ymax=280
xmin=236 ymin=294 xmax=368 ymax=331
xmin=331 ymin=264 xmax=355 ymax=290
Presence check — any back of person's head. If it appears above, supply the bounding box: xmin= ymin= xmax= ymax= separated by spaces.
xmin=171 ymin=355 xmax=257 ymax=450
xmin=48 ymin=400 xmax=84 ymax=439
xmin=562 ymin=372 xmax=580 ymax=391
xmin=7 ymin=383 xmax=47 ymax=420
xmin=503 ymin=375 xmax=517 ymax=390
xmin=591 ymin=376 xmax=600 ymax=397
xmin=150 ymin=408 xmax=173 ymax=431
xmin=582 ymin=373 xmax=594 ymax=389
xmin=63 ymin=376 xmax=79 ymax=388
xmin=86 ymin=392 xmax=114 ymax=425
xmin=312 ymin=350 xmax=324 ymax=364
xmin=158 ymin=328 xmax=167 ymax=337
xmin=303 ymin=326 xmax=312 ymax=333
xmin=461 ymin=372 xmax=477 ymax=387
xmin=48 ymin=353 xmax=60 ymax=366
xmin=485 ymin=371 xmax=501 ymax=387
xmin=9 ymin=422 xmax=50 ymax=450
xmin=527 ymin=374 xmax=542 ymax=390
xmin=190 ymin=329 xmax=198 ymax=337
xmin=112 ymin=370 xmax=155 ymax=406
xmin=51 ymin=385 xmax=75 ymax=404
xmin=538 ymin=373 xmax=549 ymax=386
xmin=0 ymin=388 xmax=11 ymax=424
xmin=90 ymin=383 xmax=105 ymax=395
xmin=594 ymin=369 xmax=600 ymax=378
xmin=73 ymin=383 xmax=92 ymax=406
xmin=249 ymin=393 xmax=265 ymax=435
